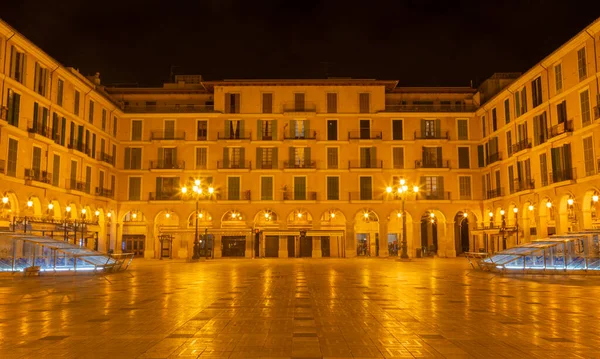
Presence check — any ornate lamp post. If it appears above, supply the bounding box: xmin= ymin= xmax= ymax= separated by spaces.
xmin=81 ymin=208 xmax=87 ymax=247
xmin=64 ymin=205 xmax=71 ymax=242
xmin=387 ymin=178 xmax=419 ymax=259
xmin=181 ymin=179 xmax=214 ymax=260
xmin=513 ymin=207 xmax=519 ymax=245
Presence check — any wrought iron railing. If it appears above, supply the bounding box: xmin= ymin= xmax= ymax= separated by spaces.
xmin=548 ymin=120 xmax=574 ymax=139
xmin=217 ymin=131 xmax=252 ymax=140
xmin=485 ymin=188 xmax=504 ymax=200
xmin=24 ymin=169 xmax=52 ymax=184
xmin=348 ymin=130 xmax=383 ymax=140
xmin=384 ymin=103 xmax=477 ymax=112
xmin=348 ymin=160 xmax=383 ymax=169
xmin=415 ymin=159 xmax=450 ymax=169
xmin=414 ymin=131 xmax=449 ymax=140
xmin=150 ymin=130 xmax=186 ymax=140
xmin=282 ymin=191 xmax=317 ymax=201
xmin=417 ymin=191 xmax=451 ymax=200
xmin=283 ymin=161 xmax=317 ymax=169
xmin=282 ymin=102 xmax=317 ymax=112
xmin=149 ymin=160 xmax=185 ymax=170
xmin=123 ymin=104 xmax=216 ymax=113
xmin=217 ymin=160 xmax=252 ymax=169
xmin=549 ymin=168 xmax=576 ymax=184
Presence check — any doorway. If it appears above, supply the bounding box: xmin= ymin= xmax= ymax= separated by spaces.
xmin=388 ymin=234 xmax=399 ymax=256
xmin=265 ymin=236 xmax=279 ymax=257
xmin=123 ymin=235 xmax=145 ymax=257
xmin=300 ymin=236 xmax=312 ymax=257
xmin=222 ymin=236 xmax=246 ymax=257
xmin=454 ymin=213 xmax=470 ymax=255
xmin=321 ymin=236 xmax=331 ymax=257
xmin=287 ymin=236 xmax=296 ymax=257
xmin=420 ymin=214 xmax=438 ymax=255
xmin=357 ymin=233 xmax=369 ymax=256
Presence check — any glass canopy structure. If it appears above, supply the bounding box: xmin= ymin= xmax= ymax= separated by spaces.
xmin=467 ymin=230 xmax=600 ymax=274
xmin=0 ymin=232 xmax=133 ymax=274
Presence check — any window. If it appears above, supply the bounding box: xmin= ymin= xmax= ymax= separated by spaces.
xmin=101 ymin=109 xmax=107 ymax=131
xmin=258 ymin=119 xmax=276 ymax=140
xmin=52 ymin=154 xmax=60 ymax=187
xmin=557 ymin=100 xmax=567 ymax=124
xmin=223 ymin=147 xmax=245 ymax=168
xmin=91 ymin=134 xmax=96 ymax=159
xmin=583 ymin=136 xmax=595 ymax=176
xmin=515 ymin=88 xmax=527 ymax=117
xmin=422 ymin=147 xmax=442 ymax=168
xmin=57 ymin=79 xmax=64 ymax=106
xmin=458 ymin=147 xmax=470 ymax=168
xmin=392 ymin=119 xmax=403 ymax=140
xmin=112 ymin=144 xmax=117 ymax=164
xmin=539 ymin=153 xmax=548 ymax=187
xmin=327 ymin=93 xmax=337 ymax=113
xmin=257 ymin=147 xmax=276 ymax=169
xmin=457 ymin=119 xmax=468 ymax=140
xmin=227 ymin=177 xmax=241 ymax=200
xmin=504 ymin=99 xmax=510 ymax=124
xmin=580 ymin=89 xmax=591 ymax=127
xmin=261 ymin=177 xmax=273 ymax=200
xmin=124 ymin=147 xmax=142 ymax=169
xmin=28 ymin=147 xmax=41 ymax=182
xmin=99 ymin=170 xmax=105 ymax=190
xmin=531 ymin=77 xmax=543 ymax=108
xmin=508 ymin=165 xmax=515 ymax=193
xmin=392 ymin=147 xmax=404 ymax=169
xmin=164 ymin=119 xmax=175 ymax=139
xmin=158 ymin=147 xmax=177 ymax=168
xmin=32 ymin=102 xmax=49 ymax=135
xmin=458 ymin=176 xmax=471 ymax=200
xmin=477 ymin=145 xmax=485 ymax=168
xmin=359 ymin=119 xmax=371 ymax=139
xmin=481 ymin=115 xmax=486 ymax=137
xmin=225 ymin=93 xmax=240 ymax=113
xmin=131 ymin=120 xmax=143 ymax=141
xmin=550 ymin=144 xmax=573 ymax=182
xmin=290 ymin=147 xmax=310 ymax=168
xmin=70 ymin=160 xmax=78 ymax=189
xmin=6 ymin=89 xmax=21 ymax=127
xmin=506 ymin=131 xmax=512 ymax=157
xmin=359 ymin=93 xmax=370 ymax=113
xmin=88 ymin=101 xmax=94 ymax=123
xmin=196 ymin=147 xmax=207 ymax=169
xmin=327 ymin=176 xmax=339 ymax=200
xmin=294 ymin=93 xmax=305 ymax=111
xmin=293 ymin=177 xmax=306 ymax=200
xmin=225 ymin=119 xmax=245 ymax=139
xmin=327 ymin=148 xmax=338 ymax=169
xmin=113 ymin=116 xmax=117 ymax=137
xmin=128 ymin=177 xmax=142 ymax=201
xmin=7 ymin=138 xmax=18 ymax=177
xmin=359 ymin=177 xmax=372 ymax=200
xmin=262 ymin=93 xmax=273 ymax=113
xmin=578 ymin=47 xmax=587 ymax=81
xmin=293 ymin=119 xmax=307 ymax=138
xmin=111 ymin=175 xmax=116 ymax=193
xmin=9 ymin=46 xmax=26 ymax=83
xmin=327 ymin=119 xmax=337 ymax=140
xmin=554 ymin=63 xmax=563 ymax=92
xmin=74 ymin=90 xmax=80 ymax=116
xmin=197 ymin=120 xmax=208 ymax=140
xmin=421 ymin=119 xmax=440 ymax=138
xmin=360 ymin=147 xmax=377 ymax=168
xmin=85 ymin=166 xmax=92 ymax=193
xmin=100 ymin=138 xmax=106 ymax=157
xmin=517 ymin=122 xmax=528 ymax=144
xmin=421 ymin=176 xmax=444 ymax=199
xmin=34 ymin=63 xmax=49 ymax=96
xmin=491 ymin=108 xmax=497 ymax=132
xmin=533 ymin=112 xmax=548 ymax=146
xmin=61 ymin=117 xmax=66 ymax=146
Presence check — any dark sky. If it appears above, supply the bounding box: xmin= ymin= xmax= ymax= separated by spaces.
xmin=2 ymin=0 xmax=600 ymax=87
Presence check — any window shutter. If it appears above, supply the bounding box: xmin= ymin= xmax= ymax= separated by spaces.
xmin=124 ymin=148 xmax=131 ymax=169
xmin=239 ymin=148 xmax=245 ymax=168
xmin=257 ymin=120 xmax=263 ymax=140
xmin=515 ymin=93 xmax=520 ymax=117
xmin=436 ymin=147 xmax=442 ymax=167
xmin=304 ymin=147 xmax=311 ymax=165
xmin=225 ymin=94 xmax=231 ymax=113
xmin=420 ymin=119 xmax=426 ymax=138
xmin=438 ymin=176 xmax=445 ymax=196
xmin=156 ymin=177 xmax=162 ymax=194
xmin=435 ymin=120 xmax=441 ymax=138
xmin=371 ymin=147 xmax=377 ymax=167
xmin=224 ymin=120 xmax=230 ymax=138
xmin=223 ymin=148 xmax=229 ymax=168
xmin=234 ymin=94 xmax=240 ymax=113
xmin=158 ymin=148 xmax=164 ymax=163
xmin=239 ymin=120 xmax=245 ymax=138
xmin=271 ymin=120 xmax=277 ymax=140
xmin=477 ymin=145 xmax=484 ymax=167
xmin=173 ymin=148 xmax=177 ymax=163
xmin=564 ymin=143 xmax=572 ymax=173
xmin=304 ymin=120 xmax=310 ymax=138
xmin=9 ymin=47 xmax=16 ymax=77
xmin=256 ymin=148 xmax=263 ymax=169
xmin=33 ymin=102 xmax=39 ymax=129
xmin=289 ymin=120 xmax=295 ymax=138
xmin=289 ymin=147 xmax=295 ymax=166
xmin=272 ymin=148 xmax=278 ymax=169
xmin=521 ymin=88 xmax=527 ymax=113
xmin=52 ymin=113 xmax=59 ymax=140
xmin=42 ymin=107 xmax=49 ymax=131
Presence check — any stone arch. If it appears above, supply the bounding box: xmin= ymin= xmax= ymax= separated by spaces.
xmin=1 ymin=191 xmax=19 ymax=219
xmin=26 ymin=196 xmax=43 ymax=217
xmin=155 ymin=210 xmax=180 ymax=227
xmin=254 ymin=209 xmax=280 ymax=228
xmin=353 ymin=208 xmax=379 ymax=257
xmin=506 ymin=203 xmax=518 ymax=226
xmin=420 ymin=209 xmax=449 ymax=256
xmin=319 ymin=208 xmax=346 ymax=226
xmin=287 ymin=208 xmax=313 ymax=227
xmin=47 ymin=199 xmax=61 ymax=220
xmin=187 ymin=209 xmax=213 ymax=228
xmin=65 ymin=203 xmax=78 ymax=219
xmin=582 ymin=188 xmax=600 ymax=229
xmin=558 ymin=192 xmax=577 ymax=233
xmin=387 ymin=209 xmax=413 ymax=257
xmin=494 ymin=207 xmax=504 ymax=227
xmin=221 ymin=209 xmax=246 ymax=227
xmin=521 ymin=201 xmax=536 ymax=242
xmin=453 ymin=210 xmax=470 ymax=255
xmin=539 ymin=197 xmax=554 ymax=237
xmin=123 ymin=210 xmax=146 ymax=222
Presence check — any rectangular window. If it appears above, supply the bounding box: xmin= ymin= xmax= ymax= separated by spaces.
xmin=128 ymin=177 xmax=141 ymax=201
xmin=481 ymin=115 xmax=486 ymax=137
xmin=294 ymin=93 xmax=305 ymax=111
xmin=197 ymin=120 xmax=208 ymax=140
xmin=491 ymin=108 xmax=497 ymax=132
xmin=74 ymin=90 xmax=80 ymax=116
xmin=32 ymin=146 xmax=42 ymax=177
xmin=550 ymin=144 xmax=573 ymax=183
xmin=532 ymin=77 xmax=543 ymax=108
xmin=227 ymin=177 xmax=241 ymax=200
xmin=111 ymin=175 xmax=116 ymax=193
xmin=124 ymin=147 xmax=142 ymax=169
xmin=554 ymin=63 xmax=563 ymax=92
xmin=421 ymin=119 xmax=440 ymax=138
xmin=113 ymin=116 xmax=118 ymax=137
xmin=580 ymin=90 xmax=591 ymax=127
xmin=359 ymin=177 xmax=372 ymax=200
xmin=257 ymin=147 xmax=275 ymax=169
xmin=7 ymin=138 xmax=18 ymax=177
xmin=88 ymin=101 xmax=94 ymax=123
xmin=583 ymin=136 xmax=595 ymax=176
xmin=258 ymin=119 xmax=274 ymax=140
xmin=458 ymin=176 xmax=471 ymax=200
xmin=508 ymin=165 xmax=515 ymax=193
xmin=293 ymin=176 xmax=307 ymax=200
xmin=61 ymin=117 xmax=66 ymax=146
xmin=34 ymin=63 xmax=49 ymax=96
xmin=196 ymin=147 xmax=207 ymax=169
xmin=506 ymin=131 xmax=513 ymax=157
xmin=131 ymin=120 xmax=142 ymax=141
xmin=99 ymin=170 xmax=105 ymax=190
xmin=327 ymin=119 xmax=338 ymax=140
xmin=521 ymin=87 xmax=528 ymax=114
xmin=477 ymin=145 xmax=485 ymax=167
xmin=457 ymin=119 xmax=468 ymax=140
xmin=504 ymin=99 xmax=510 ymax=124
xmin=70 ymin=160 xmax=78 ymax=189
xmin=533 ymin=112 xmax=548 ymax=146
xmin=6 ymin=89 xmax=21 ymax=127
xmin=164 ymin=120 xmax=175 ymax=139
xmin=327 ymin=176 xmax=340 ymax=200
xmin=57 ymin=79 xmax=64 ymax=106
xmin=327 ymin=93 xmax=337 ymax=113
xmin=540 ymin=153 xmax=548 ymax=186
xmin=359 ymin=93 xmax=370 ymax=113
xmin=392 ymin=147 xmax=404 ymax=169
xmin=360 ymin=147 xmax=377 ymax=168
xmin=557 ymin=100 xmax=567 ymax=124
xmin=101 ymin=109 xmax=107 ymax=131
xmin=578 ymin=47 xmax=587 ymax=81
xmin=458 ymin=147 xmax=470 ymax=168
xmin=261 ymin=177 xmax=273 ymax=200
xmin=327 ymin=148 xmax=338 ymax=169
xmin=360 ymin=119 xmax=371 ymax=139
xmin=9 ymin=46 xmax=26 ymax=83
xmin=85 ymin=166 xmax=92 ymax=193
xmin=225 ymin=93 xmax=240 ymax=113
xmin=392 ymin=119 xmax=403 ymax=140
xmin=262 ymin=93 xmax=273 ymax=114
xmin=52 ymin=154 xmax=60 ymax=187
xmin=91 ymin=134 xmax=96 ymax=159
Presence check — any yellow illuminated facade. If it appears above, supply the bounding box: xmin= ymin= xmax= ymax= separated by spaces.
xmin=1 ymin=19 xmax=599 ymax=259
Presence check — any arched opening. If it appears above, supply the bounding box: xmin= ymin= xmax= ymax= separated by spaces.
xmin=539 ymin=197 xmax=555 ymax=237
xmin=387 ymin=209 xmax=413 ymax=257
xmin=221 ymin=210 xmax=249 ymax=258
xmin=0 ymin=192 xmax=18 ymax=230
xmin=319 ymin=209 xmax=347 ymax=258
xmin=154 ymin=210 xmax=181 ymax=259
xmin=582 ymin=189 xmax=600 ymax=229
xmin=354 ymin=209 xmax=379 ymax=257
xmin=453 ymin=212 xmax=469 ymax=255
xmin=254 ymin=209 xmax=280 ymax=228
xmin=421 ymin=211 xmax=438 ymax=256
xmin=122 ymin=210 xmax=148 ymax=257
xmin=558 ymin=193 xmax=578 ymax=233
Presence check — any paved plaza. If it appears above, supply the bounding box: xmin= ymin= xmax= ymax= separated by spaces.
xmin=1 ymin=258 xmax=600 ymax=358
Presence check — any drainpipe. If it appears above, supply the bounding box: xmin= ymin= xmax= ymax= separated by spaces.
xmin=585 ymin=30 xmax=600 ymax=108
xmin=0 ymin=32 xmax=17 ymax=109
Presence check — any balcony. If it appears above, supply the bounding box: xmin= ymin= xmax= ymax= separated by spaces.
xmin=282 ymin=191 xmax=317 ymax=201
xmin=415 ymin=159 xmax=450 ymax=169
xmin=282 ymin=102 xmax=317 ymax=113
xmin=414 ymin=131 xmax=449 ymax=140
xmin=95 ymin=187 xmax=114 ymax=199
xmin=284 ymin=161 xmax=317 ymax=169
xmin=348 ymin=192 xmax=383 ymax=201
xmin=256 ymin=161 xmax=278 ymax=170
xmin=217 ymin=131 xmax=252 ymax=140
xmin=485 ymin=188 xmax=504 ymax=200
xmin=511 ymin=179 xmax=535 ymax=193
xmin=149 ymin=160 xmax=185 ymax=170
xmin=99 ymin=152 xmax=115 ymax=166
xmin=348 ymin=160 xmax=383 ymax=169
xmin=123 ymin=104 xmax=216 ymax=113
xmin=217 ymin=160 xmax=252 ymax=170
xmin=216 ymin=190 xmax=252 ymax=201
xmin=548 ymin=120 xmax=573 ymax=139
xmin=486 ymin=152 xmax=502 ymax=165
xmin=284 ymin=130 xmax=318 ymax=140
xmin=348 ymin=130 xmax=383 ymax=140
xmin=510 ymin=139 xmax=531 ymax=155
xmin=417 ymin=191 xmax=451 ymax=200
xmin=549 ymin=168 xmax=576 ymax=184
xmin=24 ymin=169 xmax=52 ymax=185
xmin=68 ymin=142 xmax=85 ymax=153
xmin=150 ymin=130 xmax=186 ymax=141
xmin=27 ymin=121 xmax=53 ymax=140
xmin=384 ymin=103 xmax=477 ymax=113
xmin=149 ymin=191 xmax=179 ymax=201
xmin=257 ymin=133 xmax=277 ymax=141
xmin=66 ymin=179 xmax=90 ymax=194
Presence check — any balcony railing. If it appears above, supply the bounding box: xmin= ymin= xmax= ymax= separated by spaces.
xmin=150 ymin=130 xmax=186 ymax=140
xmin=283 ymin=130 xmax=318 ymax=140
xmin=27 ymin=121 xmax=52 ymax=139
xmin=487 ymin=152 xmax=502 ymax=165
xmin=68 ymin=142 xmax=85 ymax=153
xmin=417 ymin=191 xmax=451 ymax=200
xmin=256 ymin=161 xmax=278 ymax=170
xmin=348 ymin=192 xmax=384 ymax=201
xmin=217 ymin=131 xmax=252 ymax=140
xmin=485 ymin=188 xmax=504 ymax=200
xmin=257 ymin=133 xmax=276 ymax=141
xmin=216 ymin=190 xmax=252 ymax=201
xmin=282 ymin=191 xmax=317 ymax=201
xmin=95 ymin=187 xmax=114 ymax=199
xmin=66 ymin=179 xmax=91 ymax=194
xmin=348 ymin=130 xmax=383 ymax=140
xmin=24 ymin=169 xmax=52 ymax=184
xmin=548 ymin=120 xmax=574 ymax=139
xmin=282 ymin=102 xmax=317 ymax=113
xmin=413 ymin=131 xmax=449 ymax=140
xmin=217 ymin=160 xmax=252 ymax=169
xmin=510 ymin=139 xmax=531 ymax=156
xmin=123 ymin=104 xmax=216 ymax=113
xmin=415 ymin=159 xmax=450 ymax=169
xmin=99 ymin=152 xmax=115 ymax=166
xmin=348 ymin=160 xmax=383 ymax=169
xmin=549 ymin=168 xmax=576 ymax=184
xmin=284 ymin=161 xmax=317 ymax=169
xmin=149 ymin=160 xmax=185 ymax=170
xmin=384 ymin=103 xmax=477 ymax=112
xmin=512 ymin=179 xmax=535 ymax=193
xmin=149 ymin=191 xmax=179 ymax=201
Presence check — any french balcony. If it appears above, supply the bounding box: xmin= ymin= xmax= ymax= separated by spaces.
xmin=149 ymin=191 xmax=179 ymax=201
xmin=150 ymin=130 xmax=186 ymax=140
xmin=256 ymin=161 xmax=278 ymax=170
xmin=348 ymin=160 xmax=383 ymax=169
xmin=284 ymin=160 xmax=317 ymax=169
xmin=413 ymin=131 xmax=449 ymax=140
xmin=256 ymin=133 xmax=277 ymax=141
xmin=123 ymin=104 xmax=216 ymax=113
xmin=282 ymin=191 xmax=317 ymax=201
xmin=66 ymin=179 xmax=90 ymax=194
xmin=149 ymin=160 xmax=185 ymax=170
xmin=348 ymin=130 xmax=383 ymax=140
xmin=485 ymin=188 xmax=504 ymax=200
xmin=510 ymin=139 xmax=532 ymax=156
xmin=415 ymin=159 xmax=450 ymax=169
xmin=282 ymin=102 xmax=317 ymax=113
xmin=511 ymin=179 xmax=535 ymax=193
xmin=24 ymin=169 xmax=52 ymax=185
xmin=216 ymin=190 xmax=252 ymax=201
xmin=99 ymin=152 xmax=115 ymax=166
xmin=217 ymin=160 xmax=252 ymax=170
xmin=68 ymin=142 xmax=85 ymax=153
xmin=283 ymin=130 xmax=318 ymax=140
xmin=217 ymin=131 xmax=252 ymax=140
xmin=417 ymin=190 xmax=451 ymax=200
xmin=548 ymin=120 xmax=574 ymax=139
xmin=348 ymin=192 xmax=383 ymax=201
xmin=27 ymin=121 xmax=53 ymax=140
xmin=95 ymin=187 xmax=114 ymax=199
xmin=549 ymin=168 xmax=576 ymax=184
xmin=486 ymin=152 xmax=502 ymax=165
xmin=384 ymin=103 xmax=477 ymax=113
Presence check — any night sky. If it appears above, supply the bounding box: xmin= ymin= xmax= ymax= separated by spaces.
xmin=3 ymin=0 xmax=600 ymax=87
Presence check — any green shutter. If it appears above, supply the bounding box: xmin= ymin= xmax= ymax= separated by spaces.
xmin=435 ymin=119 xmax=441 ymax=138
xmin=564 ymin=144 xmax=572 ymax=173
xmin=289 ymin=120 xmax=295 ymax=138
xmin=438 ymin=176 xmax=445 ymax=196
xmin=371 ymin=147 xmax=377 ymax=167
xmin=42 ymin=107 xmax=49 ymax=131
xmin=172 ymin=148 xmax=177 ymax=163
xmin=239 ymin=148 xmax=245 ymax=168
xmin=156 ymin=177 xmax=162 ymax=194
xmin=256 ymin=148 xmax=263 ymax=169
xmin=272 ymin=148 xmax=278 ymax=169
xmin=289 ymin=147 xmax=295 ymax=165
xmin=477 ymin=145 xmax=484 ymax=167
xmin=304 ymin=120 xmax=310 ymax=138
xmin=420 ymin=119 xmax=426 ymax=138
xmin=224 ymin=120 xmax=230 ymax=138
xmin=304 ymin=147 xmax=311 ymax=166
xmin=271 ymin=120 xmax=277 ymax=140
xmin=33 ymin=102 xmax=39 ymax=129
xmin=124 ymin=148 xmax=131 ymax=169
xmin=522 ymin=88 xmax=527 ymax=112
xmin=239 ymin=120 xmax=245 ymax=138
xmin=257 ymin=119 xmax=263 ymax=139
xmin=436 ymin=147 xmax=442 ymax=167
xmin=223 ymin=148 xmax=229 ymax=168
xmin=515 ymin=93 xmax=520 ymax=117
xmin=157 ymin=148 xmax=164 ymax=165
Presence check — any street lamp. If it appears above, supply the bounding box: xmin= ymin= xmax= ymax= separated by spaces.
xmin=392 ymin=178 xmax=419 ymax=259
xmin=181 ymin=179 xmax=213 ymax=260
xmin=513 ymin=207 xmax=519 ymax=245
xmin=64 ymin=205 xmax=71 ymax=242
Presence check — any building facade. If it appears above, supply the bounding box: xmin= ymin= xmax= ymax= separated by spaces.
xmin=1 ymin=18 xmax=599 ymax=260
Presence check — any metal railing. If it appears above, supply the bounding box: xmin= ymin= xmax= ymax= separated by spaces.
xmin=123 ymin=104 xmax=216 ymax=113
xmin=216 ymin=190 xmax=252 ymax=201
xmin=27 ymin=121 xmax=52 ymax=139
xmin=485 ymin=188 xmax=504 ymax=200
xmin=549 ymin=168 xmax=576 ymax=184
xmin=149 ymin=191 xmax=179 ymax=201
xmin=24 ymin=169 xmax=52 ymax=184
xmin=66 ymin=179 xmax=91 ymax=194
xmin=68 ymin=142 xmax=85 ymax=153
xmin=256 ymin=161 xmax=278 ymax=170
xmin=95 ymin=187 xmax=114 ymax=199
xmin=415 ymin=159 xmax=450 ymax=169
xmin=282 ymin=191 xmax=317 ymax=201
xmin=217 ymin=160 xmax=252 ymax=169
xmin=257 ymin=133 xmax=276 ymax=141
xmin=510 ymin=139 xmax=531 ymax=155
xmin=348 ymin=192 xmax=383 ymax=201
xmin=99 ymin=152 xmax=115 ymax=166
xmin=217 ymin=131 xmax=252 ymax=140
xmin=512 ymin=179 xmax=535 ymax=193
xmin=414 ymin=131 xmax=449 ymax=140
xmin=283 ymin=130 xmax=318 ymax=140
xmin=384 ymin=103 xmax=477 ymax=112
xmin=348 ymin=160 xmax=383 ymax=169
xmin=417 ymin=191 xmax=451 ymax=200
xmin=282 ymin=102 xmax=317 ymax=112
xmin=149 ymin=160 xmax=185 ymax=170
xmin=150 ymin=130 xmax=186 ymax=140
xmin=284 ymin=161 xmax=317 ymax=169
xmin=487 ymin=152 xmax=502 ymax=165
xmin=348 ymin=130 xmax=383 ymax=140
xmin=548 ymin=120 xmax=574 ymax=139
